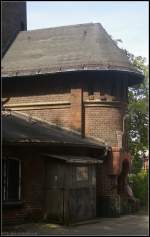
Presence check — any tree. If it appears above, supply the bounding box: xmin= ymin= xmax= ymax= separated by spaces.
xmin=125 ymin=52 xmax=149 ymax=174
xmin=114 ymin=38 xmax=149 ymax=206
xmin=109 ymin=37 xmax=148 ymax=173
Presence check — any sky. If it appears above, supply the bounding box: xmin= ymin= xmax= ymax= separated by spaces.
xmin=27 ymin=1 xmax=149 ymax=63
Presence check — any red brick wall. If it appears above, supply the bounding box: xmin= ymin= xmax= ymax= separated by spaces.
xmin=4 ymin=86 xmax=126 ymax=146
xmin=2 ymin=157 xmax=45 ymax=225
xmin=4 ymin=82 xmax=71 ymax=129
xmin=6 ymin=92 xmax=70 ymax=104
xmin=19 ymin=108 xmax=72 ymax=128
xmin=2 ymin=208 xmax=26 ymax=226
xmin=70 ymin=87 xmax=83 ymax=132
xmin=3 ymin=76 xmax=128 ymax=146
xmin=84 ymin=106 xmax=124 ymax=146
xmin=96 ymin=152 xmax=119 ymax=198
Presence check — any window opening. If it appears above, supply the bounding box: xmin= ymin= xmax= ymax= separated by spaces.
xmin=2 ymin=158 xmax=21 ymax=202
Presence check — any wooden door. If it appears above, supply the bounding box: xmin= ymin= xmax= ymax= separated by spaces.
xmin=45 ymin=161 xmax=65 ymax=223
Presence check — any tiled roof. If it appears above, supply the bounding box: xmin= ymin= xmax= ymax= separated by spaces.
xmin=1 ymin=23 xmax=143 ymax=82
xmin=2 ymin=111 xmax=106 ymax=149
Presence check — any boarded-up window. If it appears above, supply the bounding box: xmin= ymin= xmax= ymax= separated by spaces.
xmin=2 ymin=159 xmax=21 ymax=202
xmin=76 ymin=166 xmax=88 ymax=181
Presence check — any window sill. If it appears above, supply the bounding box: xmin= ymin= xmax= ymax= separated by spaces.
xmin=2 ymin=201 xmax=24 ymax=209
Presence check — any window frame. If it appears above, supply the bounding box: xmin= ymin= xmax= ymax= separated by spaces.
xmin=76 ymin=166 xmax=89 ymax=182
xmin=2 ymin=158 xmax=22 ymax=203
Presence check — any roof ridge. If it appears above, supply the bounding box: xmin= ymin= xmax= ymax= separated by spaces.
xmin=26 ymin=22 xmax=99 ymax=33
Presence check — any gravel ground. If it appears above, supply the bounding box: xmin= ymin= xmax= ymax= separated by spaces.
xmin=2 ymin=209 xmax=149 ymax=236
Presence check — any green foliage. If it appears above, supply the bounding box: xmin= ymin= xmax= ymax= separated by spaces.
xmin=131 ymin=154 xmax=143 ymax=174
xmin=115 ymin=41 xmax=149 ymax=207
xmin=125 ymin=51 xmax=149 ymax=174
xmin=129 ymin=171 xmax=149 ymax=206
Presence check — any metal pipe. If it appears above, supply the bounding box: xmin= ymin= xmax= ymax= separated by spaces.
xmin=123 ymin=113 xmax=129 ymax=134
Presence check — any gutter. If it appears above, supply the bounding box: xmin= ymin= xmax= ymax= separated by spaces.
xmin=1 ymin=65 xmax=143 ymax=79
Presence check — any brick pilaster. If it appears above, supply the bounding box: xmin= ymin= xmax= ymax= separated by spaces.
xmin=70 ymin=87 xmax=83 ymax=134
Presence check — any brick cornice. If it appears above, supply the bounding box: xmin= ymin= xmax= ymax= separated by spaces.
xmin=84 ymin=100 xmax=127 ymax=108
xmin=3 ymin=101 xmax=70 ymax=110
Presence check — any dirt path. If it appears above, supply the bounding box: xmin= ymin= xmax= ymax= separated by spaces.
xmin=2 ymin=210 xmax=149 ymax=236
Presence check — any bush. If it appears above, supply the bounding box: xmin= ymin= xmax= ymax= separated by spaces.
xmin=129 ymin=170 xmax=149 ymax=207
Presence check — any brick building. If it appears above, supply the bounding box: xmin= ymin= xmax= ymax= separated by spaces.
xmin=2 ymin=3 xmax=144 ymax=225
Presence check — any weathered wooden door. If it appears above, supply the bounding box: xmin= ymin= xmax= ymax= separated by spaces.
xmin=45 ymin=161 xmax=65 ymax=223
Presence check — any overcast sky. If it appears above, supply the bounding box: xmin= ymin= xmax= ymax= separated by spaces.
xmin=27 ymin=1 xmax=149 ymax=63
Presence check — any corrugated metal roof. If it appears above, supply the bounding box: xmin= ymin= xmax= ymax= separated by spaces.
xmin=1 ymin=23 xmax=143 ymax=80
xmin=2 ymin=111 xmax=106 ymax=148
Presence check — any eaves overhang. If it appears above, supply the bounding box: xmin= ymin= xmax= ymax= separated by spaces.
xmin=2 ymin=65 xmax=144 ymax=87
